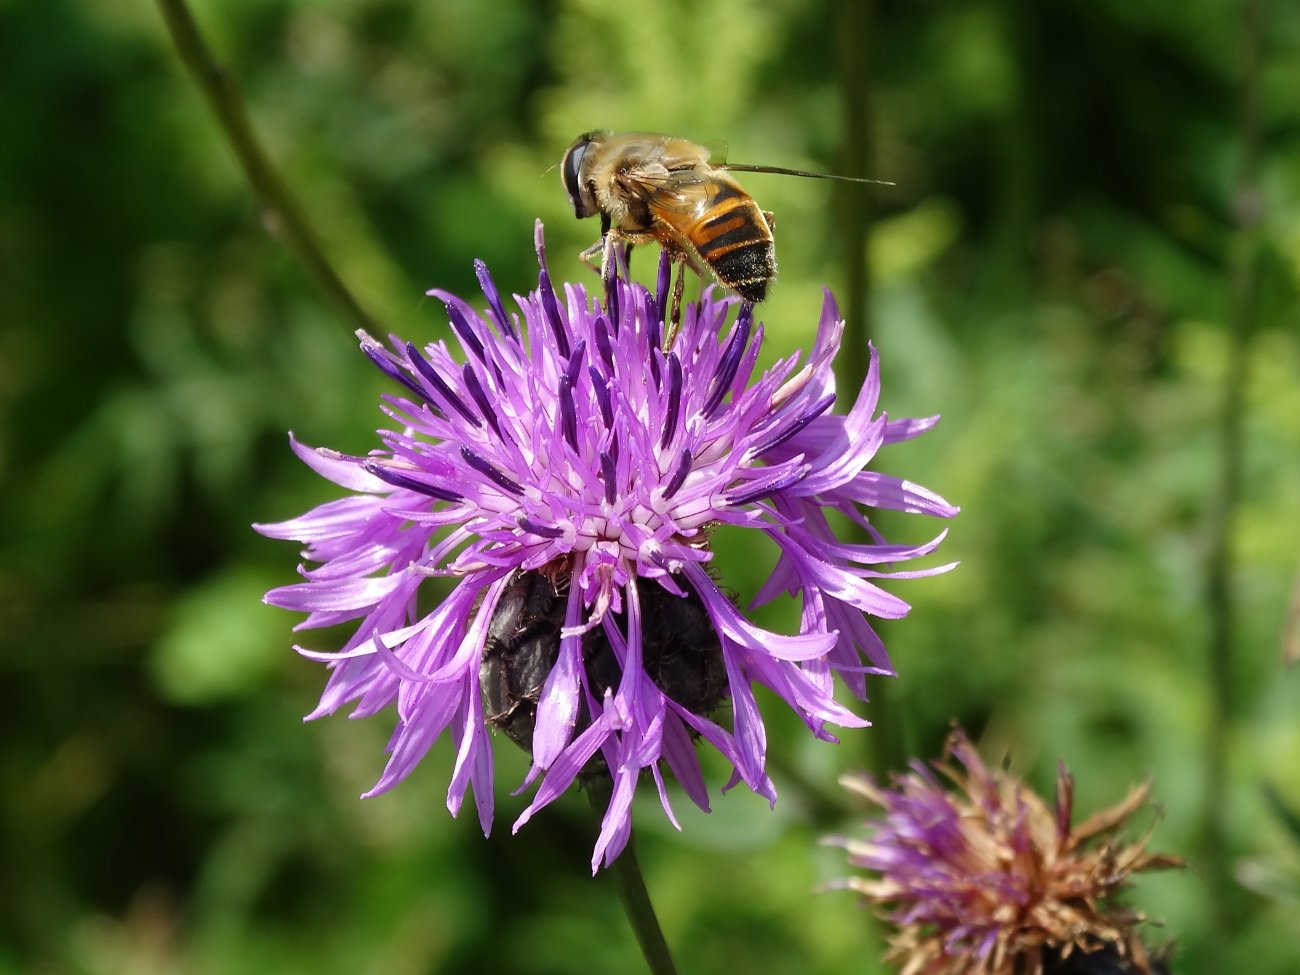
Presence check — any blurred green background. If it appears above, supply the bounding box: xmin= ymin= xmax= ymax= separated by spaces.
xmin=2 ymin=0 xmax=1299 ymax=971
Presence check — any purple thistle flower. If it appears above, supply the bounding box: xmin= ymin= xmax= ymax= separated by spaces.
xmin=256 ymin=221 xmax=957 ymax=871
xmin=829 ymin=729 xmax=1183 ymax=975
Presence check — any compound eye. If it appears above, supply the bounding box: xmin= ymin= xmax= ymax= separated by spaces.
xmin=561 ymin=136 xmax=595 ymax=218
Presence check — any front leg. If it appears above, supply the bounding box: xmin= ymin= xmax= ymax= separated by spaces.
xmin=577 ymin=212 xmax=615 ymax=275
xmin=578 ymin=238 xmax=606 ymax=274
xmin=580 ymin=229 xmax=652 ymax=284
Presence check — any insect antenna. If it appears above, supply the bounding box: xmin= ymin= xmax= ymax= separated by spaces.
xmin=720 ymin=163 xmax=894 ymax=186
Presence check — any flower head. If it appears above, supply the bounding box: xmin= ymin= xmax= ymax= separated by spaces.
xmin=831 ymin=729 xmax=1181 ymax=975
xmin=257 ymin=221 xmax=956 ymax=870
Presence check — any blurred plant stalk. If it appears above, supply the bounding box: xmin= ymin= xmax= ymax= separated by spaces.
xmin=155 ymin=0 xmax=375 ymax=334
xmin=834 ymin=0 xmax=910 ymax=783
xmin=1203 ymin=0 xmax=1263 ymax=944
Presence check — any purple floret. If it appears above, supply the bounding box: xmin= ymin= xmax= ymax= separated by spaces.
xmin=257 ymin=221 xmax=957 ymax=871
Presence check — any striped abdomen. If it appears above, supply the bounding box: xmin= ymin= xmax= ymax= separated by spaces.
xmin=685 ymin=180 xmax=775 ymax=303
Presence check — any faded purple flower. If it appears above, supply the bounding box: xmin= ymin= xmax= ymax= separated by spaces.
xmin=829 ymin=729 xmax=1182 ymax=975
xmin=257 ymin=221 xmax=956 ymax=871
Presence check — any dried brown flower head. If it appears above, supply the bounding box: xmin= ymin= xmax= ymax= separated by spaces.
xmin=831 ymin=729 xmax=1182 ymax=975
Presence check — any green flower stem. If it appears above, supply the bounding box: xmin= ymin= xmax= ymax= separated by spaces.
xmin=585 ymin=778 xmax=679 ymax=975
xmin=831 ymin=0 xmax=910 ymax=784
xmin=155 ymin=0 xmax=375 ymax=335
xmin=1204 ymin=0 xmax=1262 ymax=944
xmin=834 ymin=0 xmax=875 ymax=370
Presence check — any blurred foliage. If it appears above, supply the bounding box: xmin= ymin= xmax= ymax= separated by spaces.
xmin=1 ymin=0 xmax=1298 ymax=972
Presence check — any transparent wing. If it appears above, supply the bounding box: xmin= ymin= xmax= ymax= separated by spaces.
xmin=616 ymin=166 xmax=726 ymax=220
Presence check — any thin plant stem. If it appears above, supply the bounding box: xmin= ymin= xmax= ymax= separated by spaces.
xmin=1204 ymin=0 xmax=1262 ymax=943
xmin=155 ymin=0 xmax=375 ymax=335
xmin=981 ymin=0 xmax=1039 ymax=313
xmin=585 ymin=777 xmax=679 ymax=975
xmin=835 ymin=0 xmax=875 ymax=371
xmin=833 ymin=0 xmax=906 ymax=783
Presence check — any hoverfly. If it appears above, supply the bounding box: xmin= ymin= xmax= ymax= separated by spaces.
xmin=560 ymin=131 xmax=889 ymax=346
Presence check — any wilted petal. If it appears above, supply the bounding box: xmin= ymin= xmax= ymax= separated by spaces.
xmin=834 ymin=729 xmax=1181 ymax=975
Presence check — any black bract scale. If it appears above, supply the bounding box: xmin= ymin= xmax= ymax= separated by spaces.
xmin=480 ymin=568 xmax=728 ymax=758
xmin=1043 ymin=944 xmax=1171 ymax=975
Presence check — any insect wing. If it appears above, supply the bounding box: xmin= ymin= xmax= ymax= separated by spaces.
xmin=642 ymin=169 xmax=720 ymax=220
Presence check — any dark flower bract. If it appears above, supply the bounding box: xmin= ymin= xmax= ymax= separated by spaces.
xmin=258 ymin=222 xmax=956 ymax=870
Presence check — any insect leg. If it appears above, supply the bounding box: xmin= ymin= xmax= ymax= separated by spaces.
xmin=578 ymin=240 xmax=604 ymax=272
xmin=601 ymin=230 xmax=619 ymax=304
xmin=662 ymin=255 xmax=687 ymax=351
xmin=578 ymin=212 xmax=615 ymax=275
